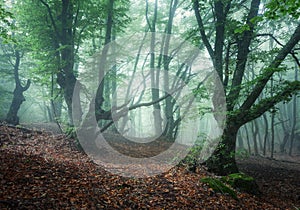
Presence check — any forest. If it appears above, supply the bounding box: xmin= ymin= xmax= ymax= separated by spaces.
xmin=0 ymin=0 xmax=300 ymax=209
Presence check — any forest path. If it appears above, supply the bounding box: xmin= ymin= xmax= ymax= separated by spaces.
xmin=238 ymin=156 xmax=300 ymax=207
xmin=0 ymin=124 xmax=299 ymax=209
xmin=20 ymin=122 xmax=63 ymax=135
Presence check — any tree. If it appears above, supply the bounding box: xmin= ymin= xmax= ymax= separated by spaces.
xmin=95 ymin=0 xmax=116 ymax=124
xmin=0 ymin=1 xmax=31 ymax=125
xmin=193 ymin=0 xmax=300 ymax=175
xmin=16 ymin=0 xmax=132 ymax=128
xmin=92 ymin=0 xmax=195 ymax=140
xmin=15 ymin=0 xmax=108 ymax=125
xmin=5 ymin=47 xmax=31 ymax=125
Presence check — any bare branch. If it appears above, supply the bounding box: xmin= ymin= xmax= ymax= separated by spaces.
xmin=291 ymin=52 xmax=300 ymax=68
xmin=99 ymin=71 xmax=213 ymax=132
xmin=256 ymin=33 xmax=284 ymax=47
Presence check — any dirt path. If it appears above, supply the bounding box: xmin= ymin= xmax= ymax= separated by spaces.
xmin=237 ymin=156 xmax=300 ymax=207
xmin=20 ymin=122 xmax=63 ymax=135
xmin=1 ymin=124 xmax=300 ymax=209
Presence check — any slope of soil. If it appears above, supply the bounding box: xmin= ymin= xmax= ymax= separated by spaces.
xmin=0 ymin=124 xmax=299 ymax=209
xmin=238 ymin=156 xmax=300 ymax=208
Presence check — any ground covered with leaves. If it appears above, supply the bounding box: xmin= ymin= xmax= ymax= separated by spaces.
xmin=0 ymin=124 xmax=299 ymax=209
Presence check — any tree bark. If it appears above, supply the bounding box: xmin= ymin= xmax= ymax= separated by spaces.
xmin=148 ymin=0 xmax=163 ymax=135
xmin=6 ymin=50 xmax=31 ymax=125
xmin=194 ymin=0 xmax=300 ymax=175
xmin=40 ymin=0 xmax=82 ymax=125
xmin=262 ymin=113 xmax=269 ymax=156
xmin=163 ymin=0 xmax=178 ymax=138
xmin=252 ymin=120 xmax=259 ymax=155
xmin=95 ymin=0 xmax=114 ymax=123
xmin=206 ymin=117 xmax=239 ymax=176
xmin=289 ymin=62 xmax=298 ymax=155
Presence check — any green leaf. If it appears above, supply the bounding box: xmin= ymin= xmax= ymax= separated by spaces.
xmin=201 ymin=177 xmax=238 ymax=199
xmin=234 ymin=24 xmax=250 ymax=34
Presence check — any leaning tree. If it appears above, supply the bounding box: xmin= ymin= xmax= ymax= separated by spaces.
xmin=192 ymin=0 xmax=300 ymax=175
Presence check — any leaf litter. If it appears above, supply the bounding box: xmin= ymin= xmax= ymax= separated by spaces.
xmin=0 ymin=124 xmax=299 ymax=209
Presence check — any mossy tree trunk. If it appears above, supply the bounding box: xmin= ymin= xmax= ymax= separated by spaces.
xmin=206 ymin=117 xmax=240 ymax=176
xmin=193 ymin=0 xmax=300 ymax=176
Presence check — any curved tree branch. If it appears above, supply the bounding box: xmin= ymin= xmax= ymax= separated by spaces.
xmin=239 ymin=81 xmax=300 ymax=125
xmin=99 ymin=71 xmax=213 ymax=132
xmin=256 ymin=33 xmax=284 ymax=47
xmin=193 ymin=0 xmax=214 ymax=61
xmin=145 ymin=0 xmax=152 ymax=31
xmin=21 ymin=79 xmax=31 ymax=91
xmin=240 ymin=23 xmax=300 ymax=111
xmin=227 ymin=0 xmax=261 ymax=111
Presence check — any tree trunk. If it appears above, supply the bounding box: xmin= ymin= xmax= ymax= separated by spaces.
xmin=95 ymin=0 xmax=114 ymax=124
xmin=237 ymin=132 xmax=244 ymax=149
xmin=280 ymin=132 xmax=289 ymax=153
xmin=244 ymin=124 xmax=251 ymax=154
xmin=6 ymin=84 xmax=29 ymax=125
xmin=262 ymin=113 xmax=269 ymax=156
xmin=206 ymin=119 xmax=239 ymax=176
xmin=163 ymin=0 xmax=178 ymax=139
xmin=6 ymin=50 xmax=30 ymax=125
xmin=270 ymin=110 xmax=275 ymax=158
xmin=147 ymin=0 xmax=163 ymax=136
xmin=289 ymin=62 xmax=298 ymax=155
xmin=39 ymin=0 xmax=82 ymax=126
xmin=252 ymin=120 xmax=259 ymax=155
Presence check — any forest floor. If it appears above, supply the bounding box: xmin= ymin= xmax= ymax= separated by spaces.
xmin=0 ymin=124 xmax=299 ymax=209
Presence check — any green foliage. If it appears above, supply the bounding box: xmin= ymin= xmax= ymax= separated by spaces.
xmin=113 ymin=0 xmax=131 ymax=32
xmin=265 ymin=0 xmax=300 ymax=19
xmin=250 ymin=16 xmax=264 ymax=25
xmin=0 ymin=2 xmax=14 ymax=42
xmin=201 ymin=173 xmax=260 ymax=199
xmin=235 ymin=148 xmax=249 ymax=160
xmin=222 ymin=173 xmax=253 ymax=185
xmin=221 ymin=173 xmax=260 ymax=195
xmin=234 ymin=24 xmax=250 ymax=34
xmin=64 ymin=125 xmax=76 ymax=138
xmin=184 ymin=27 xmax=203 ymax=47
xmin=263 ymin=80 xmax=300 ymax=105
xmin=180 ymin=140 xmax=203 ymax=171
xmin=201 ymin=177 xmax=238 ymax=200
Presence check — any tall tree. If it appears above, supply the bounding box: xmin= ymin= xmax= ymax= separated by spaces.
xmin=16 ymin=0 xmax=106 ymax=125
xmin=193 ymin=0 xmax=300 ymax=175
xmin=95 ymin=0 xmax=116 ymax=123
xmin=5 ymin=47 xmax=31 ymax=125
xmin=289 ymin=60 xmax=299 ymax=155
xmin=146 ymin=0 xmax=164 ymax=136
xmin=1 ymin=1 xmax=31 ymax=125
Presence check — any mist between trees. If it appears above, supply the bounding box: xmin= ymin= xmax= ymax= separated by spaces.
xmin=0 ymin=0 xmax=300 ymax=175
